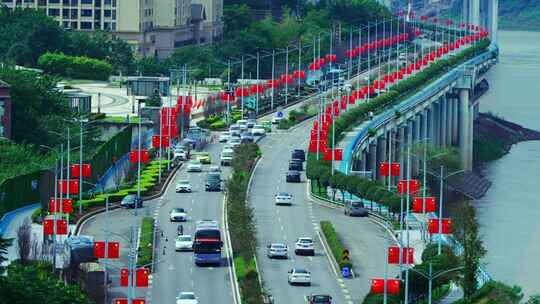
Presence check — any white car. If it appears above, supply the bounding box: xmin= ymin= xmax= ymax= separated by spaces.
xmin=229 ymin=124 xmax=241 ymax=137
xmin=174 ymin=149 xmax=188 ymax=160
xmin=287 ymin=268 xmax=311 ymax=286
xmin=186 ymin=160 xmax=202 ymax=172
xmin=219 ymin=132 xmax=230 ymax=143
xmin=220 ymin=148 xmax=234 ymax=166
xmin=176 ymin=292 xmax=198 ymax=304
xmin=169 ymin=208 xmax=188 ymax=222
xmin=175 ymin=235 xmax=193 ymax=251
xmin=272 ymin=115 xmax=285 ymax=124
xmin=295 ymin=237 xmax=315 ymax=256
xmin=229 ymin=137 xmax=241 ymax=147
xmin=267 ymin=243 xmax=288 ymax=259
xmin=175 ymin=180 xmax=192 ymax=193
xmin=251 ymin=125 xmax=266 ymax=136
xmin=275 ymin=192 xmax=292 ymax=205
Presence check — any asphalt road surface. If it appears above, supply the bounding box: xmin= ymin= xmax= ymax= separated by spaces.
xmin=149 ymin=140 xmax=235 ymax=304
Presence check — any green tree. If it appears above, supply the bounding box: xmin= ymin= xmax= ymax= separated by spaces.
xmin=452 ymin=200 xmax=486 ymax=299
xmin=145 ymin=91 xmax=162 ymax=107
xmin=528 ymin=295 xmax=540 ymax=304
xmin=0 ymin=68 xmax=73 ymax=146
xmin=223 ymin=4 xmax=254 ymax=34
xmin=0 ymin=234 xmax=13 ymax=269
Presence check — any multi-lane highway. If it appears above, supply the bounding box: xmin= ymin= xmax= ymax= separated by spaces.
xmin=149 ymin=140 xmax=235 ymax=304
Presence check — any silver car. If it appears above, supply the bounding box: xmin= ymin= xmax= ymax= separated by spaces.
xmin=267 ymin=243 xmax=288 ymax=259
xmin=288 ymin=268 xmax=311 ymax=286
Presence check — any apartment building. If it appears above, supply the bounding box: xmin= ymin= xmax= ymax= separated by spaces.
xmin=1 ymin=0 xmax=223 ymax=58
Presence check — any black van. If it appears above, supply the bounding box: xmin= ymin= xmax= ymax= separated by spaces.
xmin=205 ymin=173 xmax=222 ymax=191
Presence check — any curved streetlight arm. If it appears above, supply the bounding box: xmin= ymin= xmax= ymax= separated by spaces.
xmin=432 ymin=265 xmax=464 ymax=280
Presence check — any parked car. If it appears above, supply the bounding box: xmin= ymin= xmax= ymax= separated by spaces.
xmin=289 ymin=160 xmax=303 ymax=171
xmin=344 ymin=200 xmax=368 ymax=217
xmin=186 ymin=160 xmax=203 ymax=172
xmin=175 ymin=180 xmax=192 ymax=193
xmin=176 ymin=292 xmax=198 ymax=304
xmin=307 ymin=294 xmax=332 ymax=304
xmin=291 ymin=149 xmax=306 ymax=162
xmin=286 ymin=170 xmax=301 ymax=183
xmin=288 ymin=268 xmax=311 ymax=286
xmin=295 ymin=237 xmax=315 ymax=256
xmin=267 ymin=243 xmax=288 ymax=259
xmin=120 ymin=194 xmax=143 ymax=209
xmin=275 ymin=192 xmax=293 ymax=205
xmin=169 ymin=208 xmax=188 ymax=222
xmin=219 ymin=132 xmax=230 ymax=143
xmin=175 ymin=235 xmax=193 ymax=251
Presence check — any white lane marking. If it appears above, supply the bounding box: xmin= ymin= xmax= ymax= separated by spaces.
xmin=283 ymin=235 xmax=288 ymax=241
xmin=168 ymin=264 xmax=175 ymax=271
xmin=280 ymin=225 xmax=284 ymax=231
xmin=308 ymin=257 xmax=313 ymax=262
xmin=278 ymin=217 xmax=281 ymax=223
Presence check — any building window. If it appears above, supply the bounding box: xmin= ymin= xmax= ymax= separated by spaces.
xmin=104 ymin=9 xmax=110 ymax=17
xmin=49 ymin=0 xmax=60 ymax=3
xmin=71 ymin=21 xmax=78 ymax=29
xmin=63 ymin=0 xmax=69 ymax=4
xmin=80 ymin=21 xmax=92 ymax=29
xmin=63 ymin=21 xmax=69 ymax=28
xmin=48 ymin=8 xmax=60 ymax=16
xmin=104 ymin=22 xmax=110 ymax=30
xmin=112 ymin=0 xmax=115 ymax=7
xmin=104 ymin=0 xmax=110 ymax=4
xmin=70 ymin=9 xmax=77 ymax=18
xmin=111 ymin=22 xmax=116 ymax=30
xmin=94 ymin=9 xmax=100 ymax=18
xmin=94 ymin=21 xmax=100 ymax=29
xmin=81 ymin=9 xmax=92 ymax=17
xmin=71 ymin=0 xmax=77 ymax=5
xmin=112 ymin=10 xmax=115 ymax=19
xmin=81 ymin=0 xmax=92 ymax=4
xmin=38 ymin=0 xmax=46 ymax=5
xmin=62 ymin=8 xmax=68 ymax=17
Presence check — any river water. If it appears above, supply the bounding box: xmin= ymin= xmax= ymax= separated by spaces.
xmin=476 ymin=31 xmax=540 ymax=298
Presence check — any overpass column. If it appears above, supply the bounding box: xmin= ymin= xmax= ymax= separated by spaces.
xmin=433 ymin=103 xmax=441 ymax=147
xmin=378 ymin=136 xmax=387 ymax=183
xmin=398 ymin=126 xmax=405 ymax=180
xmin=414 ymin=115 xmax=422 ymax=176
xmin=489 ymin=0 xmax=499 ymax=44
xmin=459 ymin=89 xmax=472 ymax=170
xmin=369 ymin=142 xmax=378 ymax=180
xmin=361 ymin=149 xmax=368 ymax=173
xmin=463 ymin=0 xmax=470 ymax=25
xmin=428 ymin=106 xmax=434 ymax=147
xmin=471 ymin=0 xmax=480 ymax=27
xmin=440 ymin=97 xmax=448 ymax=147
xmin=452 ymin=97 xmax=459 ymax=145
xmin=446 ymin=97 xmax=453 ymax=146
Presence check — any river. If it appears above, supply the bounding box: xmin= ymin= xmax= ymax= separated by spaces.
xmin=477 ymin=30 xmax=540 ymax=298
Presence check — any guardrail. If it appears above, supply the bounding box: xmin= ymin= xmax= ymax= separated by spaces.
xmin=340 ymin=45 xmax=499 ymax=173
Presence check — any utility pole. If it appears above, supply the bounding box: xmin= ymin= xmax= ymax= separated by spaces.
xmin=271 ymin=50 xmax=275 ymax=111
xmin=285 ymin=46 xmax=289 ymax=105
xmin=241 ymin=55 xmax=245 ymax=118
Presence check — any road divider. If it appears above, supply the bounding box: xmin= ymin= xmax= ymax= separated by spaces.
xmin=137 ymin=217 xmax=154 ymax=268
xmin=320 ymin=221 xmax=353 ymax=274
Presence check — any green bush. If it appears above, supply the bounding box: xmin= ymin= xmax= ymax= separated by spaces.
xmin=320 ymin=221 xmax=352 ymax=269
xmin=210 ymin=120 xmax=226 ymax=130
xmin=38 ymin=52 xmax=112 ymax=80
xmin=137 ymin=217 xmax=154 ymax=267
xmin=31 ymin=207 xmax=42 ymax=223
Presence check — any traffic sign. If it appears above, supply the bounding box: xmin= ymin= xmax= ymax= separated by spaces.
xmin=276 ymin=111 xmax=284 ymax=118
xmin=341 ymin=248 xmax=350 ymax=262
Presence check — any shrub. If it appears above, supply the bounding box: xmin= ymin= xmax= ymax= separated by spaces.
xmin=137 ymin=217 xmax=154 ymax=267
xmin=37 ymin=52 xmax=112 ymax=80
xmin=210 ymin=120 xmax=226 ymax=130
xmin=31 ymin=207 xmax=42 ymax=224
xmin=320 ymin=221 xmax=352 ymax=269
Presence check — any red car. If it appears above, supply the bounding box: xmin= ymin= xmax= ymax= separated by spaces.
xmin=307 ymin=294 xmax=332 ymax=304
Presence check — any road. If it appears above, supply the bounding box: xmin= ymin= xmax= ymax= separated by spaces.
xmin=79 ymin=138 xmax=235 ymax=304
xmin=149 ymin=140 xmax=235 ymax=304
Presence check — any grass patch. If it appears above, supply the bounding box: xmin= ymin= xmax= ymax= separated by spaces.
xmin=100 ymin=115 xmax=141 ymax=124
xmin=137 ymin=217 xmax=154 ymax=268
xmin=473 ymin=137 xmax=507 ymax=162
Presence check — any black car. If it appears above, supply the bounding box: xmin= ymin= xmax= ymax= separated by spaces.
xmin=286 ymin=170 xmax=301 ymax=183
xmin=205 ymin=173 xmax=222 ymax=191
xmin=292 ymin=149 xmax=306 ymax=162
xmin=120 ymin=194 xmax=143 ymax=209
xmin=307 ymin=294 xmax=332 ymax=304
xmin=289 ymin=160 xmax=303 ymax=171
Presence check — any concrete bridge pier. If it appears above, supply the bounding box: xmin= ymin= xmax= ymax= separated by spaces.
xmin=377 ymin=136 xmax=387 ymax=183
xmin=446 ymin=97 xmax=454 ymax=147
xmin=414 ymin=114 xmax=422 ymax=177
xmin=459 ymin=88 xmax=473 ymax=170
xmin=398 ymin=126 xmax=405 ymax=180
xmin=369 ymin=142 xmax=378 ymax=180
xmin=440 ymin=97 xmax=448 ymax=148
xmin=452 ymin=97 xmax=459 ymax=145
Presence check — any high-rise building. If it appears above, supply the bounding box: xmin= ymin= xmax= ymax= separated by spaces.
xmin=1 ymin=0 xmax=223 ymax=58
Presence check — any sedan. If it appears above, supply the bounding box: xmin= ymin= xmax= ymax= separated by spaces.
xmin=295 ymin=237 xmax=315 ymax=256
xmin=175 ymin=180 xmax=192 ymax=193
xmin=120 ymin=194 xmax=143 ymax=209
xmin=219 ymin=132 xmax=230 ymax=143
xmin=175 ymin=235 xmax=193 ymax=251
xmin=289 ymin=160 xmax=303 ymax=171
xmin=251 ymin=125 xmax=266 ymax=136
xmin=275 ymin=192 xmax=293 ymax=205
xmin=240 ymin=132 xmax=254 ymax=143
xmin=229 ymin=137 xmax=241 ymax=147
xmin=288 ymin=268 xmax=311 ymax=286
xmin=286 ymin=170 xmax=301 ymax=183
xmin=267 ymin=243 xmax=288 ymax=259
xmin=174 ymin=149 xmax=188 ymax=161
xmin=208 ymin=165 xmax=221 ymax=174
xmin=169 ymin=208 xmax=188 ymax=222
xmin=307 ymin=294 xmax=332 ymax=304
xmin=186 ymin=160 xmax=203 ymax=172
xmin=176 ymin=292 xmax=198 ymax=304
xmin=196 ymin=152 xmax=211 ymax=164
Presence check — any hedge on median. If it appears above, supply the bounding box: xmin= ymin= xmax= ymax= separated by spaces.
xmin=320 ymin=221 xmax=352 ymax=269
xmin=226 ymin=142 xmax=264 ymax=304
xmin=137 ymin=217 xmax=154 ymax=268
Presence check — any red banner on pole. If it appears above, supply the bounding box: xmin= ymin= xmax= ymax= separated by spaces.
xmin=120 ymin=269 xmax=129 ymax=287
xmin=412 ymin=197 xmax=436 ymax=213
xmin=93 ymin=241 xmax=120 ymax=259
xmin=71 ymin=164 xmax=91 ymax=178
xmin=49 ymin=198 xmax=73 ymax=213
xmin=114 ymin=299 xmax=145 ymax=304
xmin=428 ymin=218 xmax=452 ymax=234
xmin=379 ymin=162 xmax=389 ymax=176
xmin=130 ymin=150 xmax=150 ymax=163
xmin=136 ymin=268 xmax=149 ymax=287
xmin=391 ymin=163 xmax=400 ymax=176
xmin=388 ymin=279 xmax=401 ymax=295
xmin=58 ymin=179 xmax=79 ymax=195
xmin=370 ymin=278 xmax=385 ymax=294
xmin=152 ymin=135 xmax=170 ymax=148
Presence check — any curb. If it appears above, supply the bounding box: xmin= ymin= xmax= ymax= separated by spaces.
xmin=74 ymin=163 xmax=182 ymax=236
xmin=222 ymin=194 xmax=242 ymax=304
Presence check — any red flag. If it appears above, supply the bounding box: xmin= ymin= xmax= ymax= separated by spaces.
xmin=49 ymin=198 xmax=73 ymax=213
xmin=379 ymin=162 xmax=389 ymax=176
xmin=152 ymin=135 xmax=170 ymax=148
xmin=93 ymin=241 xmax=105 ymax=258
xmin=388 ymin=279 xmax=401 ymax=294
xmin=71 ymin=164 xmax=91 ymax=178
xmin=120 ymin=268 xmax=129 ymax=287
xmin=130 ymin=150 xmax=150 ymax=163
xmin=371 ymin=278 xmax=385 ymax=294
xmin=43 ymin=219 xmax=54 ymax=235
xmin=391 ymin=163 xmax=400 ymax=177
xmin=387 ymin=246 xmax=400 ymax=264
xmin=136 ymin=268 xmax=149 ymax=287
xmin=56 ymin=219 xmax=68 ymax=235
xmin=58 ymin=179 xmax=79 ymax=195
xmin=428 ymin=218 xmax=452 ymax=234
